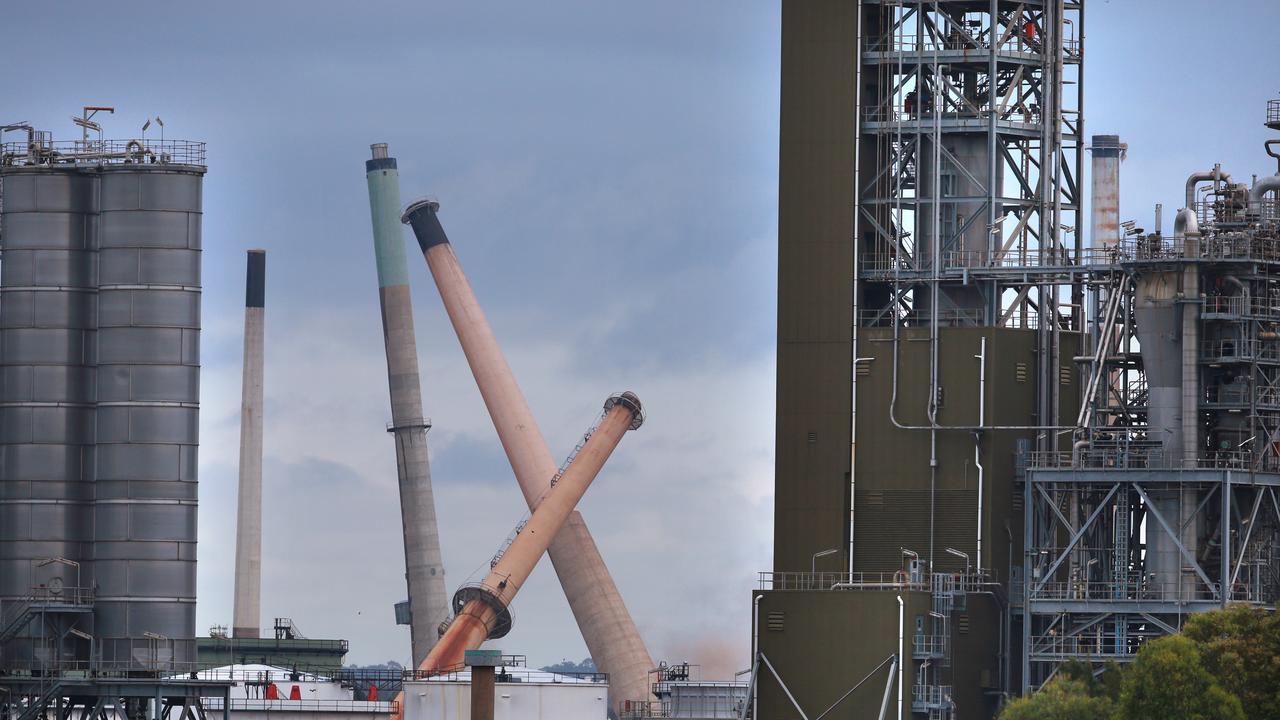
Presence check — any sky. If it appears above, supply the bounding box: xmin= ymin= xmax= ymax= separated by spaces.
xmin=2 ymin=0 xmax=1277 ymax=677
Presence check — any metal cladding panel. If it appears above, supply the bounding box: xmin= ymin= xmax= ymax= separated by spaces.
xmin=0 ymin=212 xmax=96 ymax=250
xmin=97 ymin=365 xmax=199 ymax=403
xmin=0 ymin=167 xmax=99 ymax=664
xmin=0 ymin=172 xmax=98 ymax=213
xmin=99 ymin=248 xmax=200 ymax=286
xmin=773 ymin=0 xmax=859 ymax=574
xmin=93 ymin=167 xmax=203 ymax=663
xmin=756 ymin=590 xmax=931 ymax=720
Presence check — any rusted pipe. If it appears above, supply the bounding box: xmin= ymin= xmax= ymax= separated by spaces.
xmin=401 ymin=199 xmax=655 ymax=711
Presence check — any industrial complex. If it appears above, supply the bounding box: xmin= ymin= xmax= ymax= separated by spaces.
xmin=1 ymin=2 xmax=1278 ymax=720
xmin=758 ymin=1 xmax=1280 ymax=718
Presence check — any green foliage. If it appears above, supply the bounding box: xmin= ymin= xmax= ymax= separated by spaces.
xmin=999 ymin=678 xmax=1114 ymax=720
xmin=1182 ymin=604 xmax=1280 ymax=720
xmin=1116 ymin=635 xmax=1244 ymax=720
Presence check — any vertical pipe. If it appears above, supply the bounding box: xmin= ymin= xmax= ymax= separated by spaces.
xmin=233 ymin=250 xmax=266 ymax=639
xmin=365 ymin=145 xmax=450 ymax=665
xmin=402 ymin=199 xmax=653 ymax=712
xmin=896 ymin=595 xmax=904 ymax=720
xmin=975 ymin=337 xmax=986 ymax=573
xmin=470 ymin=665 xmax=495 ymax=720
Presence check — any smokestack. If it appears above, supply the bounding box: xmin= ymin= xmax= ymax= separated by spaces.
xmin=401 ymin=200 xmax=655 ymax=712
xmin=418 ymin=394 xmax=643 ymax=675
xmin=1090 ymin=134 xmax=1125 ymax=247
xmin=365 ymin=145 xmax=450 ymax=665
xmin=233 ymin=249 xmax=266 ymax=639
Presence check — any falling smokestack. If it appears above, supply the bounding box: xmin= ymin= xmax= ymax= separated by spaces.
xmin=365 ymin=145 xmax=450 ymax=665
xmin=233 ymin=249 xmax=266 ymax=639
xmin=401 ymin=199 xmax=655 ymax=712
xmin=416 ymin=393 xmax=643 ymax=675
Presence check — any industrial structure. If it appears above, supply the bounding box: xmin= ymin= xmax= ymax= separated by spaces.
xmin=234 ymin=249 xmax=267 ymax=640
xmin=402 ymin=199 xmax=656 ymax=712
xmin=759 ymin=1 xmax=1280 ymax=718
xmin=364 ymin=145 xmax=449 ymax=666
xmin=0 ymin=114 xmax=230 ymax=718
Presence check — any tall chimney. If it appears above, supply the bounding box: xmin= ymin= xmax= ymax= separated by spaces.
xmin=365 ymin=145 xmax=450 ymax=665
xmin=1090 ymin=134 xmax=1125 ymax=247
xmin=233 ymin=249 xmax=266 ymax=639
xmin=401 ymin=200 xmax=655 ymax=713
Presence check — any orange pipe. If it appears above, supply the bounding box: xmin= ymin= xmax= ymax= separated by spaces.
xmin=401 ymin=199 xmax=655 ymax=711
xmin=394 ymin=393 xmax=642 ymax=715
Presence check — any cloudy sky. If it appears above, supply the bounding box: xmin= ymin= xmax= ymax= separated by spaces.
xmin=3 ymin=0 xmax=1276 ymax=676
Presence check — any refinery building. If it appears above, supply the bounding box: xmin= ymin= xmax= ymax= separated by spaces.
xmin=755 ymin=1 xmax=1280 ymax=719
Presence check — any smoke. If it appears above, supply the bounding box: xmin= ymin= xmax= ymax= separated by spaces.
xmin=656 ymin=632 xmax=747 ymax=682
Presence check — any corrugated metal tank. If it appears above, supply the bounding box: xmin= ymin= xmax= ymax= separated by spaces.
xmin=94 ymin=166 xmax=204 ymax=665
xmin=0 ymin=155 xmax=206 ymax=667
xmin=0 ymin=168 xmax=100 ymax=665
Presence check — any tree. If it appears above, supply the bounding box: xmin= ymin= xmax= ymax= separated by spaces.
xmin=999 ymin=679 xmax=1114 ymax=720
xmin=1116 ymin=635 xmax=1244 ymax=720
xmin=1183 ymin=604 xmax=1280 ymax=720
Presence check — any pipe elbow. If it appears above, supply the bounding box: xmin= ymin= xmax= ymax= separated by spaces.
xmin=1249 ymin=175 xmax=1280 ymax=205
xmin=1174 ymin=207 xmax=1200 ymax=238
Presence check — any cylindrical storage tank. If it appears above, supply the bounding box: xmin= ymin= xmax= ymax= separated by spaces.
xmin=0 ymin=167 xmax=99 ymax=666
xmin=93 ymin=164 xmax=204 ymax=667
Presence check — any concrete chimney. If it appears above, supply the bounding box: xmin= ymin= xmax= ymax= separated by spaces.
xmin=232 ymin=249 xmax=266 ymax=639
xmin=416 ymin=393 xmax=643 ymax=675
xmin=1090 ymin=135 xmax=1126 ymax=247
xmin=402 ymin=200 xmax=655 ymax=713
xmin=365 ymin=146 xmax=450 ymax=665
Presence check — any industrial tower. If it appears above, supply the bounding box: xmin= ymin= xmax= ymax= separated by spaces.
xmin=760 ymin=0 xmax=1085 ymax=718
xmin=759 ymin=1 xmax=1280 ymax=718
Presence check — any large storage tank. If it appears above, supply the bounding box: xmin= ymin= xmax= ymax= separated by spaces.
xmin=0 ymin=167 xmax=100 ymax=667
xmin=0 ymin=134 xmax=206 ymax=669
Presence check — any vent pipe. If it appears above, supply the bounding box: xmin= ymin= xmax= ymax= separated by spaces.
xmin=233 ymin=249 xmax=266 ymax=639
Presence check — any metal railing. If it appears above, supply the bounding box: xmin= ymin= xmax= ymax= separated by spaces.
xmin=760 ymin=570 xmax=996 ymax=593
xmin=619 ymin=697 xmax=746 ymax=720
xmin=1028 ymin=580 xmax=1222 ymax=603
xmin=1268 ymin=99 xmax=1280 ymax=126
xmin=1 ymin=139 xmax=205 ymax=168
xmin=202 ymin=699 xmax=396 ymax=713
xmin=913 ymin=635 xmax=948 ymax=658
xmin=1027 ymin=448 xmax=1264 ymax=471
xmin=1202 ymin=338 xmax=1280 ymax=364
xmin=912 ymin=684 xmax=953 ymax=709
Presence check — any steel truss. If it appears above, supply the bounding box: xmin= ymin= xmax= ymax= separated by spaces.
xmin=856 ymin=0 xmax=1084 ymax=332
xmin=1021 ymin=469 xmax=1280 ymax=689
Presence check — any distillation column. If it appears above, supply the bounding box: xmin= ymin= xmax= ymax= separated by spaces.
xmin=402 ymin=200 xmax=655 ymax=710
xmin=365 ymin=146 xmax=449 ymax=664
xmin=233 ymin=250 xmax=266 ymax=639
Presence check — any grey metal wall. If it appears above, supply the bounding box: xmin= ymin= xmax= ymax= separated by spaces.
xmin=0 ymin=169 xmax=99 ymax=665
xmin=0 ymin=162 xmax=205 ymax=667
xmin=94 ymin=167 xmax=203 ymax=665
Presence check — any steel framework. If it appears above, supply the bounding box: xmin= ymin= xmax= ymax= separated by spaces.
xmin=1021 ymin=155 xmax=1280 ymax=688
xmin=853 ymin=1 xmax=1085 ymax=714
